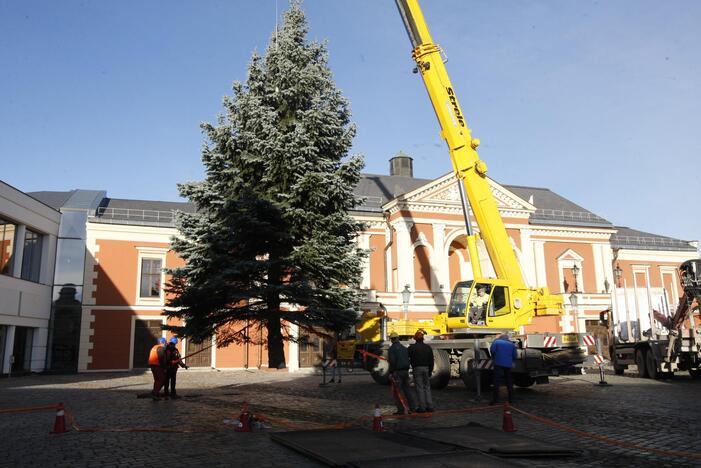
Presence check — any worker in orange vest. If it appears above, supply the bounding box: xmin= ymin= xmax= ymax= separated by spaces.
xmin=148 ymin=337 xmax=167 ymax=401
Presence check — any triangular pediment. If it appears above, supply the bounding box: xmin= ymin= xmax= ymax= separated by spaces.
xmin=387 ymin=173 xmax=535 ymax=213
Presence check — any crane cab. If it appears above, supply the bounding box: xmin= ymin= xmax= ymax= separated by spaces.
xmin=444 ymin=280 xmax=519 ymax=331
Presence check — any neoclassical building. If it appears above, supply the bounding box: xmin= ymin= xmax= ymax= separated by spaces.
xmin=21 ymin=154 xmax=698 ymax=372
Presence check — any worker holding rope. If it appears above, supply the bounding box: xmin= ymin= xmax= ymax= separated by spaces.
xmin=388 ymin=331 xmax=415 ymax=415
xmin=164 ymin=337 xmax=189 ymax=399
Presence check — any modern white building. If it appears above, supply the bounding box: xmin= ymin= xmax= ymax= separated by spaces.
xmin=0 ymin=181 xmax=60 ymax=374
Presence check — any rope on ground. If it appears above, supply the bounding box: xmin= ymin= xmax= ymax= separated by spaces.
xmin=509 ymin=404 xmax=701 ymax=461
xmin=0 ymin=404 xmax=59 ymax=415
xmin=64 ymin=407 xmax=215 ymax=433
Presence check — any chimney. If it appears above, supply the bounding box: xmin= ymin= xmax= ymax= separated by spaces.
xmin=389 ymin=151 xmax=413 ymax=177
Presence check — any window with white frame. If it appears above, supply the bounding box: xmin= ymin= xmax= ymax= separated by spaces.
xmin=135 ymin=247 xmax=168 ymax=305
xmin=139 ymin=258 xmax=163 ymax=298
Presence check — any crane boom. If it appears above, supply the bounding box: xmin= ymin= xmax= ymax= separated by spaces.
xmin=395 ymin=0 xmax=524 ymax=287
xmin=394 ymin=0 xmax=564 ymax=328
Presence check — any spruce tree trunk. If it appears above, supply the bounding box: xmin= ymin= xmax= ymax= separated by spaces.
xmin=267 ymin=314 xmax=286 ymax=369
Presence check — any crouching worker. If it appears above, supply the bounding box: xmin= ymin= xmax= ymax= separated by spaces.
xmin=164 ymin=337 xmax=188 ymax=399
xmin=149 ymin=337 xmax=168 ymax=401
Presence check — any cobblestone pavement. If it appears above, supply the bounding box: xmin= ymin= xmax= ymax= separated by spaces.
xmin=0 ymin=367 xmax=699 ymax=467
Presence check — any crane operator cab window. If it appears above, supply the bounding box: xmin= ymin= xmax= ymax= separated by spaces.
xmin=468 ymin=284 xmax=493 ymax=325
xmin=447 ymin=281 xmax=473 ymax=317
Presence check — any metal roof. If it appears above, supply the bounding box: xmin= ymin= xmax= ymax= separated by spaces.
xmin=505 ymin=185 xmax=612 ymax=228
xmin=611 ymin=226 xmax=697 ymax=252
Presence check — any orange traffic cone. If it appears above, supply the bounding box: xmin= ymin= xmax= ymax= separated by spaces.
xmin=51 ymin=403 xmax=67 ymax=434
xmin=502 ymin=403 xmax=516 ymax=432
xmin=235 ymin=402 xmax=252 ymax=432
xmin=372 ymin=403 xmax=384 ymax=432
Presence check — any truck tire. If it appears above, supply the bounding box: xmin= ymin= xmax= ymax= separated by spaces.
xmin=513 ymin=375 xmax=535 ymax=388
xmin=459 ymin=350 xmax=491 ymax=391
xmin=645 ymin=351 xmax=659 ymax=380
xmin=690 ymin=369 xmax=701 ymax=380
xmin=635 ymin=349 xmax=648 ymax=378
xmin=369 ymin=348 xmax=390 ymax=385
xmin=430 ymin=349 xmax=451 ymax=389
xmin=614 ymin=366 xmax=625 ymax=376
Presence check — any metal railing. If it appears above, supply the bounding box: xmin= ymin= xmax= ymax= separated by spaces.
xmin=92 ymin=207 xmax=177 ymax=226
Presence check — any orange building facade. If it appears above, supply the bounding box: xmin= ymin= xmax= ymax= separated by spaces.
xmin=27 ymin=158 xmax=698 ymax=373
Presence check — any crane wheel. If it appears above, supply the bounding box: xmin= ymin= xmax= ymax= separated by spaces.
xmin=369 ymin=348 xmax=390 ymax=385
xmin=635 ymin=349 xmax=648 ymax=378
xmin=459 ymin=350 xmax=491 ymax=391
xmin=429 ymin=349 xmax=450 ymax=389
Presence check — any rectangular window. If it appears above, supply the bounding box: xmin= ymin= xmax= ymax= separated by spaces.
xmin=0 ymin=216 xmax=17 ymax=276
xmin=140 ymin=258 xmax=162 ymax=298
xmin=21 ymin=230 xmax=43 ymax=282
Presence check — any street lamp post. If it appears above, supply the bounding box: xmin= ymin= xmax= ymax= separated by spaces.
xmin=402 ymin=284 xmax=412 ymax=321
xmin=571 ymin=264 xmax=580 ymax=293
xmin=569 ymin=291 xmax=579 ymax=333
xmin=614 ymin=263 xmax=623 ymax=288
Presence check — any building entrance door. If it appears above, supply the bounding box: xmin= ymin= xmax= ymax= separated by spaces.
xmin=133 ymin=319 xmax=162 ymax=368
xmin=11 ymin=326 xmax=32 ymax=373
xmin=298 ymin=329 xmax=327 ymax=368
xmin=185 ymin=339 xmax=212 ymax=368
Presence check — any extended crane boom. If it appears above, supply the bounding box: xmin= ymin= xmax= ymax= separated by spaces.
xmin=394 ymin=0 xmax=564 ymax=330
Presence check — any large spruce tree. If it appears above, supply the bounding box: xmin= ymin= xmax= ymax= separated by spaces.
xmin=166 ymin=2 xmax=365 ymax=369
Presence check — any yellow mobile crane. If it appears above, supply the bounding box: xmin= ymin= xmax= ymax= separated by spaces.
xmin=354 ymin=1 xmax=593 ymax=389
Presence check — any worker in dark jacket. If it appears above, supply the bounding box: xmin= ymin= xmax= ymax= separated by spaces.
xmin=489 ymin=333 xmax=518 ymax=404
xmin=388 ymin=331 xmax=415 ymax=414
xmin=148 ymin=337 xmax=168 ymax=401
xmin=164 ymin=337 xmax=188 ymax=399
xmin=408 ymin=331 xmax=434 ymax=413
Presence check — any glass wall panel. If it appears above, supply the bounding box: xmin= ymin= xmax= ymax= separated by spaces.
xmin=54 ymin=239 xmax=86 ymax=286
xmin=58 ymin=211 xmax=87 ymax=239
xmin=21 ymin=230 xmax=43 ymax=282
xmin=0 ymin=216 xmax=17 ymax=276
xmin=50 ymin=285 xmax=82 ymax=371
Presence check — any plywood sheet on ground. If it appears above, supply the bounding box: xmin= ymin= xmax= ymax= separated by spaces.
xmin=270 ymin=428 xmax=456 ymax=466
xmin=399 ymin=422 xmax=580 ymax=458
xmin=349 ymin=450 xmax=519 ymax=468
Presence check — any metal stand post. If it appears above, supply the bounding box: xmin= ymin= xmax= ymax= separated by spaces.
xmin=319 ymin=347 xmax=328 ymax=387
xmin=472 ymin=340 xmax=482 ymax=402
xmin=595 ymin=336 xmax=610 ymax=386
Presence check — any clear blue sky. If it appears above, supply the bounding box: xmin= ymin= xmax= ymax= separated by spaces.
xmin=1 ymin=1 xmax=699 ymax=243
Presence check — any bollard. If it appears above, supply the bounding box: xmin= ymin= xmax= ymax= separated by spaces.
xmin=372 ymin=403 xmax=384 ymax=432
xmin=595 ymin=336 xmax=610 ymax=386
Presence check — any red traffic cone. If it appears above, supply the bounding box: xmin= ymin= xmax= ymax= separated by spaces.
xmin=235 ymin=402 xmax=252 ymax=432
xmin=372 ymin=403 xmax=384 ymax=432
xmin=502 ymin=404 xmax=516 ymax=433
xmin=51 ymin=403 xmax=68 ymax=434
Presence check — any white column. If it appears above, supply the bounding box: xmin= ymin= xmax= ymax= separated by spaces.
xmin=384 ymin=226 xmax=393 ymax=292
xmin=288 ymin=323 xmax=299 ymax=372
xmin=393 ymin=221 xmax=414 ymax=291
xmin=532 ymin=240 xmax=547 ymax=288
xmin=592 ymin=244 xmax=605 ymax=293
xmin=432 ymin=223 xmax=448 ymax=290
xmin=2 ymin=325 xmax=16 ymax=374
xmin=30 ymin=327 xmax=48 ymax=372
xmin=11 ymin=225 xmax=26 ymax=278
xmin=519 ymin=229 xmax=536 ymax=288
xmin=358 ymin=233 xmax=371 ymax=289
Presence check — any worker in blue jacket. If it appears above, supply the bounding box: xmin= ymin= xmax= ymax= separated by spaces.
xmin=489 ymin=333 xmax=518 ymax=405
